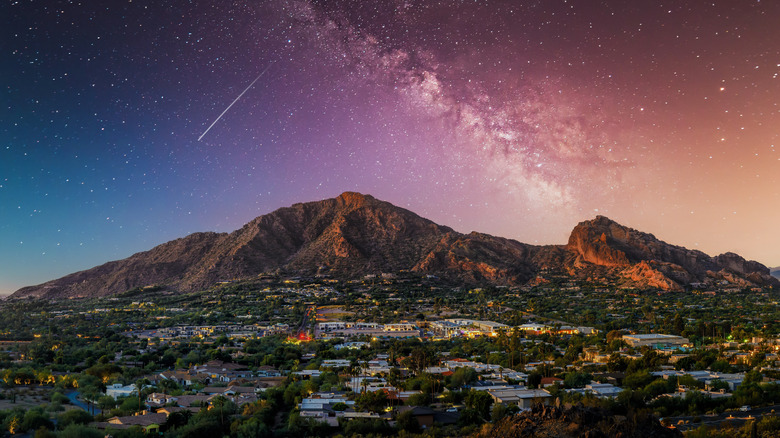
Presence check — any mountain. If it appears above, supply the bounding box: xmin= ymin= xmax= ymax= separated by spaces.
xmin=772 ymin=267 xmax=780 ymax=280
xmin=10 ymin=192 xmax=778 ymax=299
xmin=566 ymin=216 xmax=776 ymax=292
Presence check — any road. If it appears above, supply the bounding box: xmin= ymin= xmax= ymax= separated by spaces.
xmin=65 ymin=390 xmax=93 ymax=413
xmin=296 ymin=305 xmax=316 ymax=340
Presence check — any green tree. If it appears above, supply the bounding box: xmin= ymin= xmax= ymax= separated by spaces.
xmin=210 ymin=395 xmax=238 ymax=428
xmin=491 ymin=403 xmax=510 ymax=423
xmin=355 ymin=390 xmax=389 ymax=413
xmin=57 ymin=409 xmax=93 ymax=428
xmin=465 ymin=390 xmax=494 ymax=420
xmin=396 ymin=410 xmax=421 ymax=433
xmin=51 ymin=392 xmax=69 ymax=405
xmin=134 ymin=378 xmax=150 ymax=413
xmin=450 ymin=367 xmax=478 ymax=389
xmin=58 ymin=424 xmax=103 ymax=438
xmin=406 ymin=392 xmax=431 ymax=406
xmin=563 ymin=371 xmax=592 ymax=388
xmin=673 ymin=313 xmax=685 ymax=335
xmin=232 ymin=417 xmax=272 ymax=438
xmin=163 ymin=410 xmax=193 ymax=431
xmin=33 ymin=426 xmax=57 ymax=438
xmin=623 ymin=370 xmax=654 ymax=390
xmin=343 ymin=418 xmax=394 ymax=436
xmin=457 ymin=408 xmax=484 ymax=426
xmin=527 ymin=372 xmax=542 ymax=389
xmin=20 ymin=409 xmax=53 ymax=433
xmin=120 ymin=396 xmax=144 ymax=411
xmin=98 ymin=395 xmax=116 ymax=415
xmin=286 ymin=412 xmax=330 ymax=437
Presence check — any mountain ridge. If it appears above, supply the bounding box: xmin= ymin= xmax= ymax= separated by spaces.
xmin=10 ymin=192 xmax=778 ymax=299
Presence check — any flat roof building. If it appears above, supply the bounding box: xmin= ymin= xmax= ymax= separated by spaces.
xmin=487 ymin=388 xmax=552 ymax=408
xmin=622 ymin=334 xmax=691 ymax=349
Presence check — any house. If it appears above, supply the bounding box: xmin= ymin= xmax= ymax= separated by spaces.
xmin=105 ymin=412 xmax=167 ymax=434
xmin=156 ymin=406 xmax=201 ymax=416
xmin=321 ymin=359 xmax=352 ymax=368
xmin=423 ymin=366 xmax=450 ymax=375
xmin=397 ymin=391 xmax=424 ymax=401
xmin=592 ymin=372 xmax=625 ymax=387
xmin=201 ymin=385 xmax=261 ymax=397
xmin=256 ymin=365 xmax=282 ymax=377
xmin=105 ymin=383 xmax=136 ymax=399
xmin=146 ymin=392 xmax=177 ymax=408
xmin=218 ymin=392 xmax=260 ymax=407
xmin=191 ymin=360 xmax=251 ymax=383
xmin=487 ymin=388 xmax=552 ymax=409
xmin=368 ymin=358 xmax=389 ymax=368
xmin=298 ymin=392 xmax=354 ymax=419
xmin=159 ymin=370 xmax=197 ymax=386
xmin=584 ymin=383 xmax=623 ymax=398
xmin=540 ymin=377 xmax=563 ymax=388
xmin=443 ymin=359 xmax=503 ymax=373
xmin=489 ymin=370 xmax=528 ymax=382
xmin=294 ymin=369 xmax=323 ymax=378
xmin=174 ymin=394 xmax=211 ymax=408
xmin=258 ymin=376 xmax=286 ymax=388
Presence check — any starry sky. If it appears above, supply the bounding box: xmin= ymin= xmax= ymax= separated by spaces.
xmin=3 ymin=0 xmax=780 ymax=295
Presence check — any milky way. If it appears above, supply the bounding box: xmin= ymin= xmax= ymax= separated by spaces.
xmin=2 ymin=0 xmax=779 ymax=294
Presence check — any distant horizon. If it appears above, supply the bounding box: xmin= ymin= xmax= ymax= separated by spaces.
xmin=4 ymin=1 xmax=780 ymax=295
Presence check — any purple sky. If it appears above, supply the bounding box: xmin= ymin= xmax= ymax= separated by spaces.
xmin=2 ymin=0 xmax=780 ymax=294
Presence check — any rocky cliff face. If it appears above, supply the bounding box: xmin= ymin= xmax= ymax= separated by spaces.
xmin=713 ymin=252 xmax=771 ymax=277
xmin=567 ymin=216 xmax=717 ymax=273
xmin=10 ymin=193 xmax=778 ymax=299
xmin=565 ymin=216 xmax=777 ymax=291
xmin=411 ymin=232 xmax=564 ymax=285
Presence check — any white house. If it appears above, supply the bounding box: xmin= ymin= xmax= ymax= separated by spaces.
xmin=106 ymin=383 xmax=137 ymax=399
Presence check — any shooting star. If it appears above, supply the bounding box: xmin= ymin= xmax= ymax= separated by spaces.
xmin=198 ymin=64 xmax=272 ymax=142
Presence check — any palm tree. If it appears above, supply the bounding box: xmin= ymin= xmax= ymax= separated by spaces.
xmin=135 ymin=378 xmax=150 ymax=413
xmin=82 ymin=386 xmax=101 ymax=416
xmin=349 ymin=359 xmax=359 ymax=393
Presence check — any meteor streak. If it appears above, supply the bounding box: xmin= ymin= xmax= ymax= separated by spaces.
xmin=198 ymin=64 xmax=272 ymax=142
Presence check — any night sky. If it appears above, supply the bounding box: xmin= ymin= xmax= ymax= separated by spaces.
xmin=3 ymin=0 xmax=780 ymax=295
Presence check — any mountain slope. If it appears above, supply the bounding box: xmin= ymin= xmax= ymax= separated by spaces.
xmin=11 ymin=193 xmax=778 ymax=299
xmin=565 ymin=216 xmax=776 ymax=291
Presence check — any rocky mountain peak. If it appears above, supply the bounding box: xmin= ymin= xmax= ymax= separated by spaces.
xmin=566 ymin=216 xmax=634 ymax=267
xmin=335 ymin=191 xmax=375 ymax=208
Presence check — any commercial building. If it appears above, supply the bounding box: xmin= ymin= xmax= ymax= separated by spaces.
xmin=622 ymin=334 xmax=691 ymax=349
